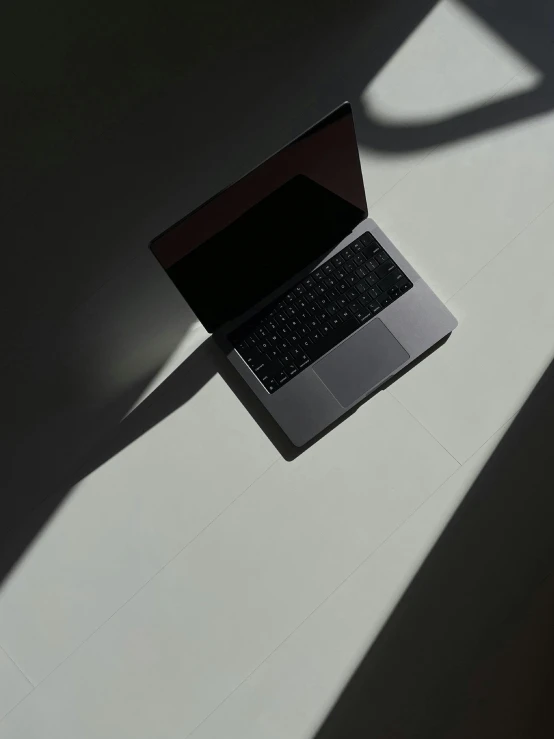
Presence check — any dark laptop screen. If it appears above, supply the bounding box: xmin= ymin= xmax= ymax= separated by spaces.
xmin=150 ymin=103 xmax=367 ymax=333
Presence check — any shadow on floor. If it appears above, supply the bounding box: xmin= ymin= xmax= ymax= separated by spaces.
xmin=309 ymin=353 xmax=554 ymax=739
xmin=356 ymin=0 xmax=554 ymax=152
xmin=3 ymin=0 xmax=554 ymax=594
xmin=2 ymin=0 xmax=439 ymax=590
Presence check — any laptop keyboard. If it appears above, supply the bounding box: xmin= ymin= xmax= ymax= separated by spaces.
xmin=230 ymin=231 xmax=413 ymax=393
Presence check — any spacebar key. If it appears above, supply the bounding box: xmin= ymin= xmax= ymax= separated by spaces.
xmin=305 ymin=317 xmax=359 ymax=362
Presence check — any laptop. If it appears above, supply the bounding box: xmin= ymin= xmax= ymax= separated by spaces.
xmin=150 ymin=102 xmax=457 ymax=447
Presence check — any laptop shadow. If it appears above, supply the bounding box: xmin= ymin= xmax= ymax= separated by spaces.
xmin=79 ymin=332 xmax=452 ymax=473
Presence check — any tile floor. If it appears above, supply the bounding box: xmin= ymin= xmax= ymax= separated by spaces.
xmin=2 ymin=1 xmax=554 ymax=735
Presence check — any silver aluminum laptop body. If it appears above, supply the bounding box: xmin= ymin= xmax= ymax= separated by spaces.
xmin=218 ymin=218 xmax=456 ymax=447
xmin=151 ymin=103 xmax=457 ymax=449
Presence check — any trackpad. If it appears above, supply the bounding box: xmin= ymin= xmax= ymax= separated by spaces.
xmin=314 ymin=319 xmax=409 ymax=407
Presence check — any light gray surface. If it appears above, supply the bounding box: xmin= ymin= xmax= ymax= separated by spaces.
xmin=3 ymin=2 xmax=554 ymax=737
xmin=314 ymin=319 xmax=409 ymax=407
xmin=227 ymin=218 xmax=457 ymax=446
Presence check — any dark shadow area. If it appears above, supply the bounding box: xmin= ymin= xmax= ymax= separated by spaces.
xmin=310 ymin=353 xmax=554 ymax=738
xmin=356 ymin=0 xmax=554 ymax=152
xmin=3 ymin=0 xmax=554 ymax=599
xmin=2 ymin=0 xmax=440 ymax=590
xmin=2 ymin=0 xmax=453 ymax=592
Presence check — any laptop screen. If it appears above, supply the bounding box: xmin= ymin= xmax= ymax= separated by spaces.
xmin=150 ymin=103 xmax=367 ymax=333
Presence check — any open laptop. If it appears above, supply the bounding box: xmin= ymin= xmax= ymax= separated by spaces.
xmin=150 ymin=102 xmax=457 ymax=447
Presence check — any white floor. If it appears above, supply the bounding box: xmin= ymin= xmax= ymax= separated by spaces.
xmin=2 ymin=1 xmax=554 ymax=736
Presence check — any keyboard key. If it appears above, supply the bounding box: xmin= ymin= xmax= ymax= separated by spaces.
xmin=356 ymin=266 xmax=368 ymax=278
xmin=307 ymin=318 xmax=319 ymax=330
xmin=276 ymin=340 xmax=289 ymax=352
xmin=375 ymin=251 xmax=388 ymax=264
xmin=388 ymin=287 xmax=400 ymax=299
xmin=339 ymin=309 xmax=351 ymax=321
xmin=310 ymin=330 xmax=323 ymax=343
xmin=336 ymin=296 xmax=348 ymax=308
xmin=326 ymin=303 xmax=338 ymax=316
xmin=253 ymin=357 xmax=282 ymax=377
xmin=322 ymin=262 xmax=334 ymax=275
xmin=342 ymin=246 xmax=354 ymax=260
xmin=365 ymin=258 xmax=378 ymax=271
xmin=355 ymin=308 xmax=372 ymax=323
xmin=305 ymin=316 xmax=359 ymax=362
xmin=337 ymin=281 xmax=348 ymax=293
xmin=356 ymin=281 xmax=368 ymax=293
xmin=315 ymin=284 xmax=327 ymax=295
xmin=241 ymin=348 xmax=263 ymax=367
xmin=313 ymin=268 xmax=325 ymax=282
xmin=288 ymin=332 xmax=301 ymax=344
xmin=319 ymin=323 xmax=332 ymax=337
xmin=306 ymin=289 xmax=317 ymax=301
xmin=343 ymin=261 xmax=355 ymax=273
xmin=325 ymin=275 xmax=337 ymax=288
xmin=399 ymin=279 xmax=412 ymax=293
xmin=332 ymin=255 xmax=344 ymax=267
xmin=348 ymin=300 xmax=361 ymax=313
xmin=298 ymin=326 xmax=310 ymax=337
xmin=368 ymin=301 xmax=381 ymax=314
xmin=285 ymin=293 xmax=295 ymax=304
xmin=353 ymin=253 xmax=365 ymax=266
xmin=327 ymin=287 xmax=339 ymax=300
xmin=345 ymin=274 xmax=357 ymax=286
xmin=375 ymin=260 xmax=396 ymax=279
xmin=266 ymin=319 xmax=278 ymax=332
xmin=296 ymin=297 xmax=308 ymax=310
xmin=291 ymin=347 xmax=303 ymax=360
xmin=281 ymin=352 xmax=293 ymax=363
xmin=259 ymin=340 xmax=271 ymax=353
xmin=297 ymin=353 xmax=311 ymax=369
xmin=275 ymin=311 xmax=288 ymax=324
xmin=363 ymin=245 xmax=381 ymax=261
xmin=330 ymin=315 xmax=342 ymax=328
xmin=365 ymin=272 xmax=378 ymax=286
xmin=303 ymin=275 xmax=316 ymax=289
xmin=262 ymin=377 xmax=279 ymax=393
xmin=351 ymin=239 xmax=363 ymax=253
xmin=378 ymin=269 xmax=404 ymax=292
xmin=367 ymin=285 xmax=381 ymax=299
xmin=276 ymin=371 xmax=289 ymax=386
xmin=284 ymin=362 xmax=299 ymax=377
xmin=317 ymin=296 xmax=330 ymax=308
xmin=237 ymin=339 xmax=250 ymax=352
xmin=267 ymin=348 xmax=279 ymax=359
xmin=359 ymin=231 xmax=378 ymax=249
xmin=346 ymin=289 xmax=358 ymax=301
xmin=279 ymin=325 xmax=291 ymax=337
xmin=379 ymin=295 xmax=392 ymax=307
xmin=335 ymin=268 xmax=346 ymax=280
xmin=294 ymin=284 xmax=305 ymax=296
xmin=301 ymin=337 xmax=312 ymax=350
xmin=289 ymin=318 xmax=301 ymax=330
xmin=358 ymin=294 xmax=371 ymax=307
